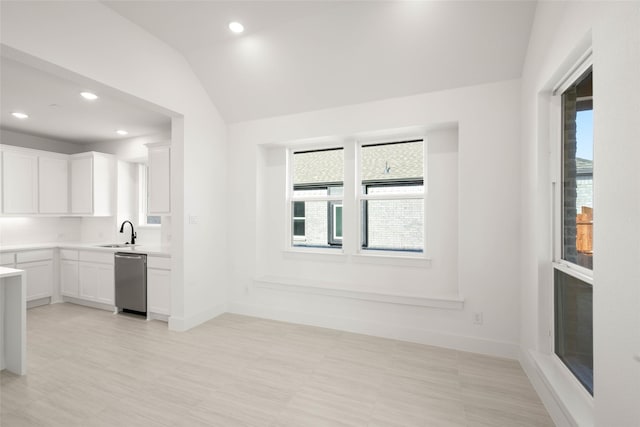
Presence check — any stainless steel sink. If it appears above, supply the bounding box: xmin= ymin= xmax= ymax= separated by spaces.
xmin=97 ymin=244 xmax=134 ymax=248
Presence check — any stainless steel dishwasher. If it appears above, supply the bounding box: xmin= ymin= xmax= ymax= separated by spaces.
xmin=115 ymin=252 xmax=147 ymax=315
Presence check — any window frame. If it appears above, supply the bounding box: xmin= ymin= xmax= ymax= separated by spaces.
xmin=286 ymin=145 xmax=344 ymax=252
xmin=550 ymin=53 xmax=594 ymax=397
xmin=552 ymin=59 xmax=594 ymax=279
xmin=138 ymin=164 xmax=161 ymax=228
xmin=356 ymin=138 xmax=427 ymax=256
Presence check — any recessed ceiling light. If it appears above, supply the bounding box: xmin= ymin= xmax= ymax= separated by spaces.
xmin=11 ymin=112 xmax=29 ymax=119
xmin=80 ymin=91 xmax=99 ymax=100
xmin=229 ymin=21 xmax=244 ymax=34
xmin=116 ymin=129 xmax=128 ymax=136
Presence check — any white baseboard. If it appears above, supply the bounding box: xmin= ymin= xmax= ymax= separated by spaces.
xmin=60 ymin=297 xmax=114 ymax=312
xmin=519 ymin=348 xmax=593 ymax=427
xmin=228 ymin=301 xmax=519 ymax=359
xmin=169 ymin=303 xmax=226 ymax=331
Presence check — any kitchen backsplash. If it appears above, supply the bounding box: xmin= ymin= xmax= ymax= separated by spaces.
xmin=0 ymin=217 xmax=82 ymax=245
xmin=0 ymin=216 xmax=164 ymax=247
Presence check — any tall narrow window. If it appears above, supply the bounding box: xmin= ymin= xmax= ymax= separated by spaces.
xmin=289 ymin=148 xmax=343 ymax=248
xmin=359 ymin=140 xmax=424 ymax=253
xmin=555 ymin=66 xmax=593 ymax=395
xmin=138 ymin=164 xmax=161 ymax=226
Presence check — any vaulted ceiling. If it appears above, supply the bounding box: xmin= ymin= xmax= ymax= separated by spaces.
xmin=103 ymin=1 xmax=537 ymax=123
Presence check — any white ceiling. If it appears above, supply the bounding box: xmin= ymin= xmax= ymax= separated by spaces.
xmin=103 ymin=0 xmax=537 ymax=123
xmin=0 ymin=57 xmax=171 ymax=144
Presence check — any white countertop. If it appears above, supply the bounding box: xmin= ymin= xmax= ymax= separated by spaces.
xmin=0 ymin=266 xmax=25 ymax=278
xmin=0 ymin=242 xmax=171 ymax=257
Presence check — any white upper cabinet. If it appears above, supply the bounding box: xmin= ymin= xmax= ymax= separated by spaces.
xmin=1 ymin=148 xmax=38 ymax=214
xmin=146 ymin=142 xmax=171 ymax=215
xmin=39 ymin=155 xmax=69 ymax=214
xmin=70 ymin=152 xmax=115 ymax=216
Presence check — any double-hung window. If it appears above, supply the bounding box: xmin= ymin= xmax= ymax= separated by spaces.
xmin=287 ymin=138 xmax=425 ymax=255
xmin=553 ymin=64 xmax=593 ymax=395
xmin=358 ymin=140 xmax=425 ymax=253
xmin=289 ymin=147 xmax=343 ymax=249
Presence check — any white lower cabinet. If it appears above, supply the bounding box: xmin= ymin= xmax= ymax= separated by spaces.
xmin=75 ymin=251 xmax=115 ymax=306
xmin=147 ymin=256 xmax=171 ymax=316
xmin=20 ymin=261 xmax=54 ymax=301
xmin=79 ymin=262 xmax=114 ymax=305
xmin=60 ymin=258 xmax=79 ymax=297
xmin=16 ymin=250 xmax=54 ymax=302
xmin=60 ymin=250 xmax=79 ymax=297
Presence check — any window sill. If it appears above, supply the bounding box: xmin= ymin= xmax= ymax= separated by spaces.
xmin=352 ymin=251 xmax=431 ymax=268
xmin=282 ymin=247 xmax=347 ymax=262
xmin=528 ymin=350 xmax=593 ymax=427
xmin=137 ymin=225 xmax=161 ymax=230
xmin=253 ymin=275 xmax=464 ymax=310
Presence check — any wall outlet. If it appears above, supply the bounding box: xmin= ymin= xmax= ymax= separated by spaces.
xmin=473 ymin=312 xmax=483 ymax=325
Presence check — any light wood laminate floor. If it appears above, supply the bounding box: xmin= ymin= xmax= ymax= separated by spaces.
xmin=1 ymin=303 xmax=554 ymax=426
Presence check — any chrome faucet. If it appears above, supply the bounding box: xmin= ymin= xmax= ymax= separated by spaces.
xmin=119 ymin=220 xmax=137 ymax=245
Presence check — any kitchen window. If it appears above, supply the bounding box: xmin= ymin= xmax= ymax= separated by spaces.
xmin=139 ymin=164 xmax=161 ymax=226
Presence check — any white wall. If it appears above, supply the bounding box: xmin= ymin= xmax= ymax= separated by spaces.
xmin=228 ymin=79 xmax=522 ymax=358
xmin=519 ymin=1 xmax=640 ymax=425
xmin=0 ymin=217 xmax=81 ymax=245
xmin=0 ymin=1 xmax=228 ymax=329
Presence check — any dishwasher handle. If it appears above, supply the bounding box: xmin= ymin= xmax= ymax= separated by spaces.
xmin=115 ymin=253 xmax=146 ymax=261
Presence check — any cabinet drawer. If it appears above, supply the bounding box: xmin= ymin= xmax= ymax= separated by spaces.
xmin=16 ymin=249 xmax=54 ymax=263
xmin=60 ymin=249 xmax=79 ymax=260
xmin=79 ymin=251 xmax=114 ymax=265
xmin=0 ymin=252 xmax=15 ymax=265
xmin=147 ymin=256 xmax=171 ymax=270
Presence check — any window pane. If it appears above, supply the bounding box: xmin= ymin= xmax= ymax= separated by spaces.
xmin=293 ymin=148 xmax=343 ymax=187
xmin=293 ymin=219 xmax=305 ymax=237
xmin=361 ymin=140 xmax=423 ymax=183
xmin=293 ymin=201 xmax=305 ymax=218
xmin=334 ymin=206 xmax=343 ymax=238
xmin=147 ymin=216 xmax=161 ymax=225
xmin=291 ymin=200 xmax=341 ymax=248
xmin=554 ymin=269 xmax=593 ymax=395
xmin=562 ymin=69 xmax=593 ymax=269
xmin=362 ymin=199 xmax=423 ymax=252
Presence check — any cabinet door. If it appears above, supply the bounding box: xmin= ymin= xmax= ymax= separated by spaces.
xmin=148 ymin=146 xmax=170 ymax=214
xmin=70 ymin=156 xmax=93 ymax=214
xmin=79 ymin=262 xmax=114 ymax=305
xmin=78 ymin=262 xmax=98 ymax=300
xmin=148 ymin=268 xmax=171 ymax=315
xmin=2 ymin=151 xmax=38 ymax=214
xmin=17 ymin=260 xmax=53 ymax=301
xmin=96 ymin=263 xmax=114 ymax=305
xmin=60 ymin=259 xmax=79 ymax=297
xmin=39 ymin=156 xmax=69 ymax=214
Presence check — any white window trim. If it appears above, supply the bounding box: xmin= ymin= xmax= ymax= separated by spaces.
xmin=548 ymin=50 xmax=594 ymax=403
xmin=284 ymin=133 xmax=429 ymax=261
